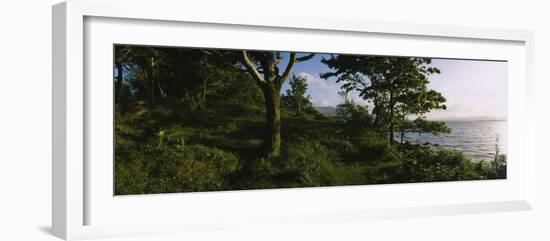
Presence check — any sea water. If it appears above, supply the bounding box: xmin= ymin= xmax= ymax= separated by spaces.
xmin=401 ymin=120 xmax=507 ymax=161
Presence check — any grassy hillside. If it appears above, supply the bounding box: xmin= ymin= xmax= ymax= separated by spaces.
xmin=115 ymin=98 xmax=505 ymax=195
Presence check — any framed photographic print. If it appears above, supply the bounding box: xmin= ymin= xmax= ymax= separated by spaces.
xmin=52 ymin=0 xmax=535 ymax=240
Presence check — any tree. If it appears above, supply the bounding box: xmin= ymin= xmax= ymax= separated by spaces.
xmin=114 ymin=45 xmax=135 ymax=105
xmin=239 ymin=51 xmax=315 ymax=160
xmin=335 ymin=91 xmax=373 ymax=128
xmin=321 ymin=56 xmax=446 ymax=144
xmin=393 ymin=81 xmax=448 ymax=144
xmin=115 ymin=47 xmax=249 ymax=114
xmin=114 ymin=47 xmax=166 ymax=107
xmin=114 ymin=46 xmax=125 ymax=102
xmin=411 ymin=118 xmax=450 ymax=135
xmin=118 ymin=47 xmax=316 ymax=160
xmin=282 ymin=75 xmax=312 ymax=116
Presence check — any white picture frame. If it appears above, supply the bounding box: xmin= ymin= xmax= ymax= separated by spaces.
xmin=52 ymin=0 xmax=535 ymax=240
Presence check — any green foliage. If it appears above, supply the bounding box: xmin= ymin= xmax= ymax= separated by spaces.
xmin=282 ymin=75 xmax=313 ymax=116
xmin=490 ymin=154 xmax=507 ymax=179
xmin=399 ymin=147 xmax=491 ymax=182
xmin=115 ymin=142 xmax=240 ymax=195
xmin=321 ymin=56 xmax=448 ymax=143
xmin=284 ymin=141 xmax=337 ymax=186
xmin=335 ymin=93 xmax=374 ymax=130
xmin=490 ymin=138 xmax=507 ymax=179
xmin=412 ymin=118 xmax=451 ymax=135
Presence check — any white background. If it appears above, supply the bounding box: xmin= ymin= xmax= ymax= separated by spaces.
xmin=85 ymin=16 xmax=528 ymax=229
xmin=1 ymin=0 xmax=549 ymax=240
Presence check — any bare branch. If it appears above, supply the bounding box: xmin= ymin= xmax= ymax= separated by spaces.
xmin=240 ymin=50 xmax=266 ymax=85
xmin=296 ymin=53 xmax=316 ymax=62
xmin=201 ymin=50 xmax=218 ymax=56
xmin=280 ymin=52 xmax=297 ymax=85
xmin=278 ymin=53 xmax=315 ymax=85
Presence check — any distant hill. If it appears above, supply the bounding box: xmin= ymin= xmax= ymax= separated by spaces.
xmin=314 ymin=106 xmax=338 ymax=117
xmin=429 ymin=116 xmax=507 ymax=121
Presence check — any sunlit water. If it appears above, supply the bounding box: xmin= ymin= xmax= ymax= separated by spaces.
xmin=401 ymin=120 xmax=507 ymax=161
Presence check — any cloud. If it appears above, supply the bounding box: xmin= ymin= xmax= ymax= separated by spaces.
xmin=284 ymin=71 xmax=368 ymax=107
xmin=295 ymin=72 xmax=341 ymax=106
xmin=297 ymin=72 xmax=334 ymax=91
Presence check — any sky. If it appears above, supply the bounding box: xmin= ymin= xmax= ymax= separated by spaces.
xmin=280 ymin=53 xmax=507 ymax=120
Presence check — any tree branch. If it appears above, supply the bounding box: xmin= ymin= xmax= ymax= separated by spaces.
xmin=280 ymin=52 xmax=297 ymax=85
xmin=296 ymin=53 xmax=316 ymax=62
xmin=240 ymin=50 xmax=266 ymax=85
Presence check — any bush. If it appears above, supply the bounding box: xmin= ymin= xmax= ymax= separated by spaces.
xmin=115 ymin=143 xmax=240 ymax=195
xmin=359 ymin=134 xmax=397 ymax=162
xmin=489 ymin=154 xmax=507 ymax=179
xmin=114 ymin=91 xmax=504 ymax=193
xmin=400 ymin=147 xmax=491 ymax=182
xmin=283 ymin=141 xmax=337 ymax=187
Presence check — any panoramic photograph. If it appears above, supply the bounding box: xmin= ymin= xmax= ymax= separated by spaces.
xmin=113 ymin=45 xmax=507 ymax=195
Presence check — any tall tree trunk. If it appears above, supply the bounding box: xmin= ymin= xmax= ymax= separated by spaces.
xmin=149 ymin=56 xmax=155 ymax=108
xmin=115 ymin=62 xmax=123 ymax=102
xmin=389 ymin=120 xmax=394 ymax=144
xmin=388 ymin=92 xmax=395 ymax=144
xmin=239 ymin=50 xmax=315 ymax=160
xmin=400 ymin=115 xmax=406 ymax=144
xmin=262 ymin=84 xmax=282 ymax=160
xmin=373 ymin=97 xmax=379 ymax=126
